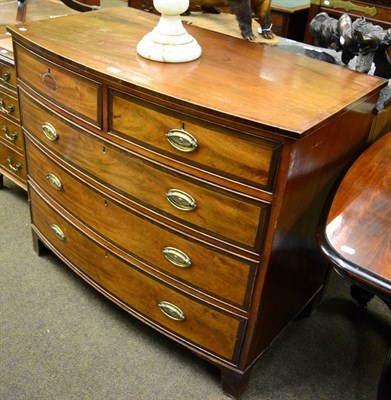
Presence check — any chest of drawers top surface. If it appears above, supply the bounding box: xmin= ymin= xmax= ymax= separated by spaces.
xmin=7 ymin=7 xmax=386 ymax=138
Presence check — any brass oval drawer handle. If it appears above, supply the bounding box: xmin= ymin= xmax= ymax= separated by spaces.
xmin=1 ymin=71 xmax=11 ymax=83
xmin=166 ymin=189 xmax=196 ymax=211
xmin=158 ymin=301 xmax=185 ymax=321
xmin=0 ymin=98 xmax=15 ymax=115
xmin=166 ymin=128 xmax=198 ymax=153
xmin=162 ymin=247 xmax=192 ymax=268
xmin=46 ymin=173 xmax=63 ymax=191
xmin=2 ymin=125 xmax=18 ymax=142
xmin=6 ymin=156 xmax=21 ymax=172
xmin=42 ymin=122 xmax=58 ymax=141
xmin=50 ymin=224 xmax=65 ymax=241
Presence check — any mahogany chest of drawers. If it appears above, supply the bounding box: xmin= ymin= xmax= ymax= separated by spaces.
xmin=8 ymin=7 xmax=387 ymax=398
xmin=0 ymin=35 xmax=26 ymax=190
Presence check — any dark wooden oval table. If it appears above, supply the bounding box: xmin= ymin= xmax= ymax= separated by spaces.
xmin=319 ymin=131 xmax=391 ymax=400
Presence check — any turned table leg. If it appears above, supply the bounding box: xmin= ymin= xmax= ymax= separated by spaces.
xmin=350 ymin=284 xmax=375 ymax=308
xmin=221 ymin=367 xmax=253 ymax=399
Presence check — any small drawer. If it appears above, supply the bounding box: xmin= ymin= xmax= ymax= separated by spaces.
xmin=0 ymin=142 xmax=26 ymax=182
xmin=0 ymin=90 xmax=19 ymax=123
xmin=15 ymin=43 xmax=101 ymax=126
xmin=26 ymin=137 xmax=255 ymax=308
xmin=30 ymin=187 xmax=246 ymax=362
xmin=0 ymin=116 xmax=23 ymax=150
xmin=109 ymin=90 xmax=281 ymax=192
xmin=0 ymin=63 xmax=17 ymax=89
xmin=21 ymin=91 xmax=270 ymax=251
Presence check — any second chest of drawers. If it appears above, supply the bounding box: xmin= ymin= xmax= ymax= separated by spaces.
xmin=0 ymin=39 xmax=26 ymax=189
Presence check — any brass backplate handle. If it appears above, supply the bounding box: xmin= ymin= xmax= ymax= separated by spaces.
xmin=50 ymin=224 xmax=65 ymax=241
xmin=0 ymin=98 xmax=15 ymax=115
xmin=2 ymin=125 xmax=17 ymax=142
xmin=42 ymin=122 xmax=58 ymax=141
xmin=166 ymin=128 xmax=198 ymax=153
xmin=158 ymin=301 xmax=185 ymax=321
xmin=166 ymin=189 xmax=196 ymax=211
xmin=162 ymin=247 xmax=192 ymax=268
xmin=6 ymin=156 xmax=21 ymax=172
xmin=46 ymin=173 xmax=63 ymax=191
xmin=0 ymin=71 xmax=11 ymax=83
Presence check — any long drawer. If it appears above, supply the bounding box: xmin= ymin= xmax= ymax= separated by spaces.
xmin=26 ymin=135 xmax=256 ymax=309
xmin=30 ymin=185 xmax=246 ymax=362
xmin=109 ymin=89 xmax=281 ymax=192
xmin=20 ymin=90 xmax=270 ymax=251
xmin=15 ymin=43 xmax=101 ymax=127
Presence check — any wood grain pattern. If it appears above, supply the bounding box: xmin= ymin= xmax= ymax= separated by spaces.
xmin=8 ymin=8 xmax=386 ymax=136
xmin=20 ymin=89 xmax=269 ymax=250
xmin=324 ymin=131 xmax=391 ymax=294
xmin=10 ymin=8 xmax=388 ymax=398
xmin=26 ymin=134 xmax=255 ymax=308
xmin=110 ymin=90 xmax=280 ymax=191
xmin=29 ymin=185 xmax=245 ymax=362
xmin=15 ymin=43 xmax=101 ymax=126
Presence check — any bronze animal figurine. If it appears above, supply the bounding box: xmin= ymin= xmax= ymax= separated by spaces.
xmin=310 ymin=12 xmax=391 ymax=79
xmin=187 ymin=0 xmax=274 ymax=40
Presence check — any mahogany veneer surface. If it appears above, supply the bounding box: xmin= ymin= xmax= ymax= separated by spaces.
xmin=9 ymin=8 xmax=386 ymax=135
xmin=7 ymin=7 xmax=387 ymax=398
xmin=320 ymin=131 xmax=391 ymax=400
xmin=324 ymin=131 xmax=391 ymax=294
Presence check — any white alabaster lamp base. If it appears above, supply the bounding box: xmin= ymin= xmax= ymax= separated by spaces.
xmin=137 ymin=0 xmax=202 ymax=63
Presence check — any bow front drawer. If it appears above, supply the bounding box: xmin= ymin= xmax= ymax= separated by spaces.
xmin=26 ymin=135 xmax=255 ymax=309
xmin=20 ymin=90 xmax=270 ymax=251
xmin=30 ymin=186 xmax=246 ymax=362
xmin=110 ymin=90 xmax=281 ymax=193
xmin=15 ymin=43 xmax=101 ymax=126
